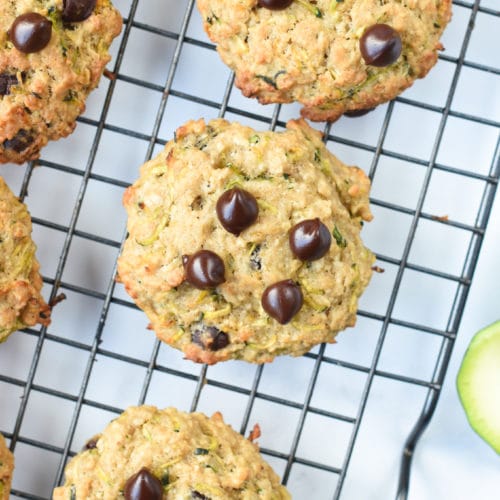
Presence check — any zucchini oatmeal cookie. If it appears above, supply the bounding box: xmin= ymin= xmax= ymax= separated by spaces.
xmin=0 ymin=434 xmax=13 ymax=500
xmin=0 ymin=177 xmax=51 ymax=342
xmin=197 ymin=0 xmax=451 ymax=121
xmin=117 ymin=118 xmax=374 ymax=364
xmin=53 ymin=405 xmax=290 ymax=499
xmin=0 ymin=0 xmax=122 ymax=164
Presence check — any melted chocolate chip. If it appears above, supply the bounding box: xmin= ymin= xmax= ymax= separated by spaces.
xmin=3 ymin=130 xmax=34 ymax=152
xmin=124 ymin=468 xmax=162 ymax=500
xmin=191 ymin=492 xmax=210 ymax=500
xmin=216 ymin=188 xmax=259 ymax=235
xmin=344 ymin=107 xmax=375 ymax=117
xmin=192 ymin=324 xmax=229 ymax=351
xmin=360 ymin=24 xmax=402 ymax=67
xmin=262 ymin=280 xmax=303 ymax=324
xmin=83 ymin=438 xmax=98 ymax=450
xmin=289 ymin=218 xmax=331 ymax=261
xmin=9 ymin=13 xmax=52 ymax=54
xmin=184 ymin=250 xmax=225 ymax=289
xmin=258 ymin=0 xmax=294 ymax=9
xmin=63 ymin=0 xmax=97 ymax=22
xmin=0 ymin=73 xmax=19 ymax=96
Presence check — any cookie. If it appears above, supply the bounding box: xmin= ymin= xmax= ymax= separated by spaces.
xmin=53 ymin=405 xmax=290 ymax=499
xmin=0 ymin=177 xmax=51 ymax=342
xmin=197 ymin=0 xmax=451 ymax=121
xmin=0 ymin=434 xmax=14 ymax=500
xmin=117 ymin=118 xmax=374 ymax=364
xmin=0 ymin=0 xmax=122 ymax=164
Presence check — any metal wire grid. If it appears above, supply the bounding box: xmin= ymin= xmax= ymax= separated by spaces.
xmin=0 ymin=0 xmax=498 ymax=498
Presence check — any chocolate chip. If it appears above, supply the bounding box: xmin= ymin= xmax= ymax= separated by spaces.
xmin=0 ymin=74 xmax=19 ymax=96
xmin=360 ymin=24 xmax=402 ymax=67
xmin=62 ymin=0 xmax=97 ymax=22
xmin=262 ymin=280 xmax=303 ymax=324
xmin=192 ymin=324 xmax=229 ymax=351
xmin=3 ymin=130 xmax=34 ymax=152
xmin=216 ymin=188 xmax=259 ymax=235
xmin=289 ymin=218 xmax=331 ymax=261
xmin=184 ymin=250 xmax=225 ymax=289
xmin=9 ymin=13 xmax=52 ymax=54
xmin=124 ymin=468 xmax=162 ymax=500
xmin=344 ymin=107 xmax=375 ymax=117
xmin=83 ymin=438 xmax=98 ymax=450
xmin=258 ymin=0 xmax=294 ymax=9
xmin=191 ymin=492 xmax=210 ymax=500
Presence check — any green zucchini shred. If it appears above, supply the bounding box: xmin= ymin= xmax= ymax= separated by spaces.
xmin=161 ymin=471 xmax=169 ymax=486
xmin=255 ymin=70 xmax=287 ymax=90
xmin=295 ymin=0 xmax=323 ymax=17
xmin=332 ymin=225 xmax=347 ymax=248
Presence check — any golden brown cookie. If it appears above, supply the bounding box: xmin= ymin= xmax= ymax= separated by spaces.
xmin=0 ymin=434 xmax=14 ymax=500
xmin=197 ymin=0 xmax=451 ymax=121
xmin=0 ymin=0 xmax=122 ymax=163
xmin=0 ymin=177 xmax=51 ymax=342
xmin=53 ymin=405 xmax=290 ymax=499
xmin=118 ymin=118 xmax=374 ymax=364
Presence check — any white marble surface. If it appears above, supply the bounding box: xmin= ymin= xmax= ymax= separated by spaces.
xmin=410 ymin=194 xmax=500 ymax=500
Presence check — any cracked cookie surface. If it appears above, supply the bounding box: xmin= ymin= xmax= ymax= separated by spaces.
xmin=197 ymin=0 xmax=451 ymax=121
xmin=0 ymin=0 xmax=122 ymax=163
xmin=53 ymin=405 xmax=290 ymax=499
xmin=118 ymin=118 xmax=374 ymax=364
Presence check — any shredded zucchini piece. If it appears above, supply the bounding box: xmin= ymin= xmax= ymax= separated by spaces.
xmin=204 ymin=304 xmax=232 ymax=320
xmin=257 ymin=199 xmax=277 ymax=214
xmin=248 ymin=334 xmax=277 ymax=350
xmin=295 ymin=0 xmax=323 ymax=17
xmin=136 ymin=214 xmax=169 ymax=246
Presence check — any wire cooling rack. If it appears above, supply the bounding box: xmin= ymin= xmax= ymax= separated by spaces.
xmin=0 ymin=0 xmax=499 ymax=498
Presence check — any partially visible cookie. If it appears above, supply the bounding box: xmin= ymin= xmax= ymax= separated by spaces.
xmin=0 ymin=0 xmax=122 ymax=164
xmin=0 ymin=177 xmax=51 ymax=342
xmin=0 ymin=434 xmax=14 ymax=500
xmin=197 ymin=0 xmax=451 ymax=121
xmin=118 ymin=118 xmax=374 ymax=364
xmin=53 ymin=405 xmax=290 ymax=499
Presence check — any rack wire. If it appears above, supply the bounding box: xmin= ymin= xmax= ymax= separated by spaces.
xmin=0 ymin=0 xmax=499 ymax=498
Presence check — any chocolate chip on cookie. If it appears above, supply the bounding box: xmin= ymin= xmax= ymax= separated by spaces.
xmin=289 ymin=218 xmax=331 ymax=261
xmin=192 ymin=324 xmax=230 ymax=351
xmin=3 ymin=130 xmax=34 ymax=153
xmin=216 ymin=187 xmax=259 ymax=235
xmin=62 ymin=0 xmax=97 ymax=22
xmin=124 ymin=468 xmax=162 ymax=500
xmin=197 ymin=0 xmax=451 ymax=121
xmin=118 ymin=118 xmax=374 ymax=364
xmin=9 ymin=13 xmax=52 ymax=53
xmin=0 ymin=74 xmax=20 ymax=96
xmin=0 ymin=1 xmax=121 ymax=163
xmin=184 ymin=250 xmax=226 ymax=289
xmin=262 ymin=280 xmax=303 ymax=324
xmin=53 ymin=406 xmax=290 ymax=499
xmin=257 ymin=0 xmax=294 ymax=10
xmin=360 ymin=24 xmax=402 ymax=67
